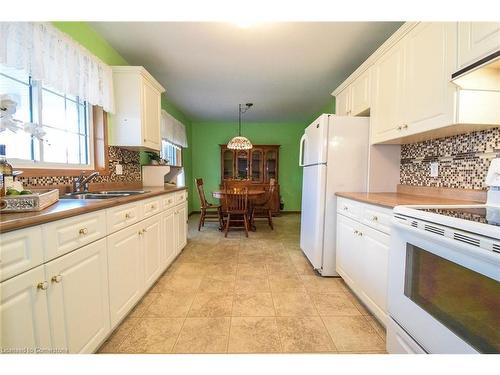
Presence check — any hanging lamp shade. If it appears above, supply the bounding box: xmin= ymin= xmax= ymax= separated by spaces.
xmin=227 ymin=135 xmax=253 ymax=150
xmin=227 ymin=103 xmax=253 ymax=150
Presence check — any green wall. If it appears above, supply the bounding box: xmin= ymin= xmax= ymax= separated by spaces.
xmin=189 ymin=121 xmax=307 ymax=212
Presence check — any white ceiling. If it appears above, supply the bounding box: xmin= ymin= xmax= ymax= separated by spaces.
xmin=91 ymin=22 xmax=402 ymax=123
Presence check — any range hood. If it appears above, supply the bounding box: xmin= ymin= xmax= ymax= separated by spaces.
xmin=452 ymin=51 xmax=500 ymax=91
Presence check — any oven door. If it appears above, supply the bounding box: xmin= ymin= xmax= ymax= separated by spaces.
xmin=389 ymin=220 xmax=500 ymax=354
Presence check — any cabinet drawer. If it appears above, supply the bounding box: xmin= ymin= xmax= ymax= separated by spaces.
xmin=362 ymin=205 xmax=393 ymax=234
xmin=0 ymin=226 xmax=44 ymax=282
xmin=106 ymin=202 xmax=141 ymax=234
xmin=175 ymin=190 xmax=187 ymax=205
xmin=337 ymin=197 xmax=362 ymax=220
xmin=141 ymin=197 xmax=161 ymax=219
xmin=162 ymin=193 xmax=176 ymax=210
xmin=42 ymin=211 xmax=107 ymax=261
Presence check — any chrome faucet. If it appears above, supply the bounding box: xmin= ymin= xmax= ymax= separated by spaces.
xmin=72 ymin=171 xmax=100 ymax=193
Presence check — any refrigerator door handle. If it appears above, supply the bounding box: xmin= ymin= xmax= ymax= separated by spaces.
xmin=299 ymin=133 xmax=307 ymax=167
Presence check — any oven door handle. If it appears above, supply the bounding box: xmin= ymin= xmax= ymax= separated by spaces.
xmin=392 ymin=219 xmax=500 ymax=269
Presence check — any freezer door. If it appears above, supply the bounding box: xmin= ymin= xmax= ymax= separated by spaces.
xmin=302 ymin=115 xmax=329 ymax=166
xmin=300 ymin=164 xmax=327 ymax=270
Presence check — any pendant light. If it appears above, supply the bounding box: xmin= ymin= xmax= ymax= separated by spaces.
xmin=227 ymin=103 xmax=253 ymax=150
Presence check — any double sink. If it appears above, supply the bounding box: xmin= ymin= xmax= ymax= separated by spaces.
xmin=61 ymin=190 xmax=149 ymax=200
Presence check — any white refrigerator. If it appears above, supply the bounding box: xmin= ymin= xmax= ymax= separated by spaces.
xmin=299 ymin=114 xmax=369 ymax=276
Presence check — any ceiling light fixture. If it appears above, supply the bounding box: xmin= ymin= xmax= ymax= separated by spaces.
xmin=227 ymin=103 xmax=253 ymax=150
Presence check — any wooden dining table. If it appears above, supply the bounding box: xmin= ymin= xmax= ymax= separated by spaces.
xmin=212 ymin=189 xmax=265 ymax=231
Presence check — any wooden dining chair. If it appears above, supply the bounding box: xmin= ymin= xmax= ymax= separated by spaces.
xmin=223 ymin=188 xmax=250 ymax=237
xmin=195 ymin=178 xmax=224 ymax=231
xmin=223 ymin=179 xmax=251 ymax=191
xmin=250 ymin=178 xmax=276 ymax=230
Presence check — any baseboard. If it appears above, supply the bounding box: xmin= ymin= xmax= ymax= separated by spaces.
xmin=189 ymin=210 xmax=301 ymax=216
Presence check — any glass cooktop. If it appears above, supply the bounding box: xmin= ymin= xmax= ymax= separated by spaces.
xmin=418 ymin=206 xmax=500 ymax=227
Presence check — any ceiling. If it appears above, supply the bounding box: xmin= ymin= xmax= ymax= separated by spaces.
xmin=91 ymin=22 xmax=403 ymax=123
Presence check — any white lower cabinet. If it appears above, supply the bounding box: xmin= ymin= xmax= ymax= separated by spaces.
xmin=0 ymin=265 xmax=52 ymax=353
xmin=46 ymin=239 xmax=110 ymax=354
xmin=107 ymin=222 xmax=144 ymax=328
xmin=0 ymin=189 xmax=188 ymax=353
xmin=336 ymin=198 xmax=390 ymax=326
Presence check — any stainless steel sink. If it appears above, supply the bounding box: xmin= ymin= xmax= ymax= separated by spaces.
xmin=61 ymin=190 xmax=148 ymax=200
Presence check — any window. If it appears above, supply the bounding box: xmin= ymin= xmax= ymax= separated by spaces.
xmin=161 ymin=140 xmax=182 ymax=167
xmin=0 ymin=66 xmax=92 ymax=169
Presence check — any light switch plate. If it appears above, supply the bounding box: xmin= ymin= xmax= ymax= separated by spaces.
xmin=430 ymin=162 xmax=439 ymax=177
xmin=115 ymin=164 xmax=123 ymax=175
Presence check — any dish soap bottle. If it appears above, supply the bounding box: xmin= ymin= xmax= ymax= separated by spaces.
xmin=0 ymin=144 xmax=14 ymax=196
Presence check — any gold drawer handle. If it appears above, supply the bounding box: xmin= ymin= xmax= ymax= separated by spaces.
xmin=79 ymin=228 xmax=88 ymax=235
xmin=37 ymin=281 xmax=48 ymax=290
xmin=142 ymin=228 xmax=147 ymax=233
xmin=150 ymin=204 xmax=156 ymax=209
xmin=125 ymin=213 xmax=131 ymax=219
xmin=138 ymin=230 xmax=143 ymax=236
xmin=343 ymin=206 xmax=348 ymax=211
xmin=51 ymin=275 xmax=62 ymax=283
xmin=371 ymin=216 xmax=378 ymax=221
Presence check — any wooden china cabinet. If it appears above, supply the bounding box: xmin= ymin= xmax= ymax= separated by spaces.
xmin=219 ymin=144 xmax=280 ymax=214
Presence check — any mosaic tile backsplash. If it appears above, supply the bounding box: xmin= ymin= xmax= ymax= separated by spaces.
xmin=17 ymin=146 xmax=142 ymax=187
xmin=400 ymin=128 xmax=500 ymax=190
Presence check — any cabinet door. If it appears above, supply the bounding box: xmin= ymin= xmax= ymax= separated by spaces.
xmin=335 ymin=215 xmax=361 ymax=280
xmin=45 ymin=239 xmax=110 ymax=354
xmin=335 ymin=87 xmax=351 ymax=116
xmin=222 ymin=149 xmax=235 ymax=180
xmin=458 ymin=22 xmax=500 ymax=68
xmin=250 ymin=149 xmax=264 ymax=183
xmin=162 ymin=209 xmax=177 ymax=268
xmin=360 ymin=225 xmax=390 ymax=315
xmin=265 ymin=149 xmax=278 ymax=182
xmin=0 ymin=265 xmax=51 ymax=352
xmin=350 ymin=68 xmax=371 ymax=116
xmin=175 ymin=203 xmax=188 ymax=253
xmin=403 ymin=22 xmax=456 ymax=132
xmin=370 ymin=42 xmax=405 ymax=142
xmin=142 ymin=215 xmax=163 ymax=290
xmin=142 ymin=78 xmax=161 ymax=150
xmin=107 ymin=223 xmax=144 ymax=327
xmin=236 ymin=150 xmax=249 ymax=179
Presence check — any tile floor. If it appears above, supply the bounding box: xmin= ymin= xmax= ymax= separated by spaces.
xmin=98 ymin=213 xmax=386 ymax=354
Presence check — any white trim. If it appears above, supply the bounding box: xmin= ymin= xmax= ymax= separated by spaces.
xmin=112 ymin=66 xmax=165 ymax=93
xmin=331 ymin=22 xmax=420 ymax=97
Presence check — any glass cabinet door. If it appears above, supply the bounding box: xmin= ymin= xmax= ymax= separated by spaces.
xmin=223 ymin=150 xmax=234 ymax=180
xmin=251 ymin=149 xmax=263 ymax=182
xmin=236 ymin=151 xmax=249 ymax=179
xmin=265 ymin=149 xmax=277 ymax=181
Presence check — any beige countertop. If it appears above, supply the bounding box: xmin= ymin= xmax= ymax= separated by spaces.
xmin=336 ymin=189 xmax=484 ymax=209
xmin=0 ymin=185 xmax=187 ymax=233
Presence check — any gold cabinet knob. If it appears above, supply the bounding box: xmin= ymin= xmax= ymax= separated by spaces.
xmin=142 ymin=228 xmax=147 ymax=233
xmin=79 ymin=228 xmax=88 ymax=235
xmin=402 ymin=124 xmax=408 ymax=130
xmin=125 ymin=213 xmax=131 ymax=219
xmin=51 ymin=275 xmax=62 ymax=283
xmin=151 ymin=204 xmax=156 ymax=209
xmin=397 ymin=125 xmax=402 ymax=131
xmin=343 ymin=206 xmax=348 ymax=211
xmin=354 ymin=230 xmax=359 ymax=235
xmin=37 ymin=281 xmax=48 ymax=290
xmin=371 ymin=216 xmax=378 ymax=221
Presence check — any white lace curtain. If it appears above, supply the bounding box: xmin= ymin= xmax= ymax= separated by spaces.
xmin=0 ymin=22 xmax=114 ymax=112
xmin=161 ymin=110 xmax=188 ymax=148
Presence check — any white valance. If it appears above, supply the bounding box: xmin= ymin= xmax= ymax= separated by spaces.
xmin=161 ymin=110 xmax=188 ymax=148
xmin=0 ymin=22 xmax=114 ymax=112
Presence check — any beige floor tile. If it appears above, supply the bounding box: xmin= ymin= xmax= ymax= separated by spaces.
xmin=366 ymin=315 xmax=387 ymax=340
xmin=300 ymin=275 xmax=347 ymax=294
xmin=310 ymin=292 xmax=362 ymax=316
xmin=235 ymin=274 xmax=270 ymax=293
xmin=233 ymin=293 xmax=276 ymax=316
xmin=345 ymin=290 xmax=372 ymax=316
xmin=188 ymin=292 xmax=233 ymax=317
xmin=266 ymin=262 xmax=297 ymax=275
xmin=276 ymin=317 xmax=335 ymax=353
xmin=269 ymin=274 xmax=306 ymax=293
xmin=272 ymin=292 xmax=318 ymax=316
xmin=322 ymin=316 xmax=386 ymax=352
xmin=228 ymin=317 xmax=281 ymax=353
xmin=237 ymin=262 xmax=267 ymax=276
xmin=204 ymin=262 xmax=237 ymax=275
xmin=98 ymin=316 xmax=140 ymax=353
xmin=172 ymin=262 xmax=207 ymax=276
xmin=198 ymin=273 xmax=236 ymax=293
xmin=129 ymin=292 xmax=160 ymax=318
xmin=162 ymin=274 xmax=203 ymax=292
xmin=118 ymin=317 xmax=184 ymax=353
xmin=144 ymin=291 xmax=196 ymax=318
xmin=173 ymin=317 xmax=231 ymax=353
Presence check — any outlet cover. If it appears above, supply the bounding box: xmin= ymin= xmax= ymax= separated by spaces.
xmin=115 ymin=164 xmax=123 ymax=175
xmin=430 ymin=162 xmax=439 ymax=177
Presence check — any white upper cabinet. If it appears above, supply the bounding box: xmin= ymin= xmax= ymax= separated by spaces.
xmin=350 ymin=68 xmax=371 ymax=116
xmin=458 ymin=22 xmax=500 ymax=68
xmin=335 ymin=87 xmax=351 ymax=116
xmin=402 ymin=22 xmax=457 ymax=134
xmin=370 ymin=42 xmax=405 ymax=142
xmin=109 ymin=66 xmax=165 ymax=151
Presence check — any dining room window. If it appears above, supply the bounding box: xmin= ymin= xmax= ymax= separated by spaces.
xmin=161 ymin=139 xmax=182 ymax=166
xmin=0 ymin=65 xmax=92 ymax=169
